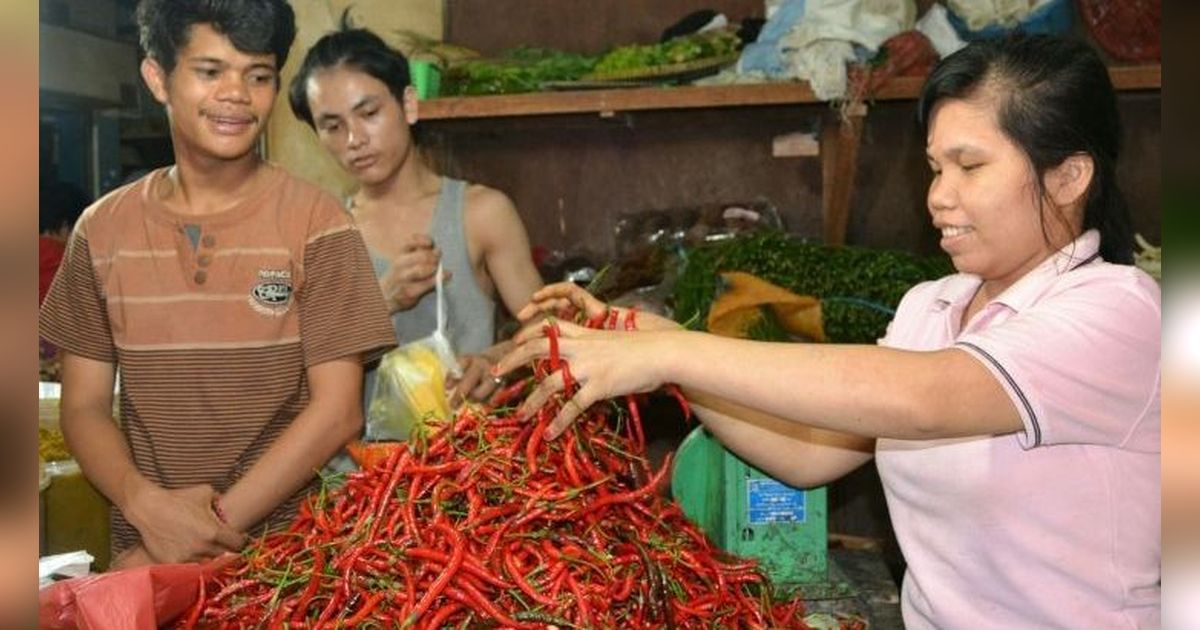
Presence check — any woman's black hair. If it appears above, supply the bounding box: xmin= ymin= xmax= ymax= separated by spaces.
xmin=136 ymin=0 xmax=297 ymax=73
xmin=917 ymin=34 xmax=1133 ymax=264
xmin=288 ymin=14 xmax=412 ymax=130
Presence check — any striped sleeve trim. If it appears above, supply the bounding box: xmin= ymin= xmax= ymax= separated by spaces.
xmin=299 ymin=228 xmax=396 ymax=367
xmin=955 ymin=341 xmax=1042 ymax=447
xmin=305 ymin=223 xmax=356 ymax=246
xmin=39 ymin=233 xmax=116 ymax=362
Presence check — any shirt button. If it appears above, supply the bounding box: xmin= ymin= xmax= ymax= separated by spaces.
xmin=201 ymin=234 xmax=217 ymax=248
xmin=197 ymin=254 xmax=212 ymax=267
xmin=194 ymin=270 xmax=207 ymax=284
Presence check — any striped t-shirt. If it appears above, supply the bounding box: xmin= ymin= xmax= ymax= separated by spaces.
xmin=39 ymin=164 xmax=397 ymax=553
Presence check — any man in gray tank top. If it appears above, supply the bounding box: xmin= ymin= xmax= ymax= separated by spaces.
xmin=289 ymin=25 xmax=543 ymax=409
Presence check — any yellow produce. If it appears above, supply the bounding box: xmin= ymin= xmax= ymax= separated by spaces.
xmin=39 ymin=425 xmax=71 ymax=462
xmin=367 ymin=340 xmax=453 ymax=441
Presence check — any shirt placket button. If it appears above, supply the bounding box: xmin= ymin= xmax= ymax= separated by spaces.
xmin=195 ymin=234 xmax=216 ymax=284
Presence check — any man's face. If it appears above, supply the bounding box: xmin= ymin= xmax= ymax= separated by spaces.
xmin=305 ymin=66 xmax=417 ymax=187
xmin=142 ymin=23 xmax=278 ymax=162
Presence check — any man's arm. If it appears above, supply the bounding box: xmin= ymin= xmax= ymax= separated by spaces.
xmin=59 ymin=353 xmax=243 ymax=563
xmin=470 ymin=187 xmax=543 ymax=317
xmin=448 ymin=187 xmax=543 ymax=403
xmin=217 ymin=357 xmax=363 ymax=532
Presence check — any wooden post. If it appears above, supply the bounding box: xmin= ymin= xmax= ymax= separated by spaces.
xmin=821 ymin=104 xmax=867 ymax=246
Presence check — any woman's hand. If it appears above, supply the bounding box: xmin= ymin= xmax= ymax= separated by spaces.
xmin=379 ymin=234 xmax=448 ymax=313
xmin=517 ymin=282 xmax=680 ymax=332
xmin=496 ymin=319 xmax=681 ymax=440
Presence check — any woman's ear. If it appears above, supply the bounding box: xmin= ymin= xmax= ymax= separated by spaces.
xmin=1046 ymin=153 xmax=1095 ymax=208
xmin=402 ymin=85 xmax=419 ymax=125
xmin=140 ymin=57 xmax=170 ymax=105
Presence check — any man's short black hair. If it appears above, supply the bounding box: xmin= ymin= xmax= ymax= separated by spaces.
xmin=288 ymin=26 xmax=411 ymax=129
xmin=136 ymin=0 xmax=297 ymax=73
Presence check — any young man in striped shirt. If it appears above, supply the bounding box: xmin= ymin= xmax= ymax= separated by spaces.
xmin=39 ymin=0 xmax=397 ymax=568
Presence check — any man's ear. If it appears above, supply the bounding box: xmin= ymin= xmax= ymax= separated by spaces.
xmin=1045 ymin=153 xmax=1095 ymax=208
xmin=402 ymin=85 xmax=419 ymax=125
xmin=140 ymin=57 xmax=170 ymax=105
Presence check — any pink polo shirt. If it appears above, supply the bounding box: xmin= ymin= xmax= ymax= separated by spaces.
xmin=876 ymin=230 xmax=1160 ymax=629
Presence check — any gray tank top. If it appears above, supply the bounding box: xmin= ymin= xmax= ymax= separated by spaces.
xmin=360 ymin=178 xmax=496 ymax=416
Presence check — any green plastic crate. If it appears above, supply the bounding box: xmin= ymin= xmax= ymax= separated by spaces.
xmin=672 ymin=426 xmax=827 ymax=586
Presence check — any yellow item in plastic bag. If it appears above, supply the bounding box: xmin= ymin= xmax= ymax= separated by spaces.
xmin=367 ymin=338 xmax=457 ymax=441
xmin=365 ymin=263 xmax=462 ymax=442
xmin=707 ymin=271 xmax=826 ymax=342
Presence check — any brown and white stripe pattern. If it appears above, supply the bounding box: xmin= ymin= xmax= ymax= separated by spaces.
xmin=40 ymin=166 xmax=397 ymax=554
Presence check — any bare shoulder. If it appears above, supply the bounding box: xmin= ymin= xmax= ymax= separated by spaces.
xmin=463 ymin=182 xmax=518 ymax=217
xmin=462 ymin=182 xmax=527 ymax=246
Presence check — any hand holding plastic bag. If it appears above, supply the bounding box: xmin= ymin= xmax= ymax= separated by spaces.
xmin=365 ymin=263 xmax=461 ymax=442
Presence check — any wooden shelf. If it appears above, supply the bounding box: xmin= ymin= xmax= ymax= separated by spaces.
xmin=420 ymin=63 xmax=1159 ymax=121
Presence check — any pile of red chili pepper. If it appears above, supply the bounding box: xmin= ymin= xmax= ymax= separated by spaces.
xmin=177 ymin=310 xmax=843 ymax=629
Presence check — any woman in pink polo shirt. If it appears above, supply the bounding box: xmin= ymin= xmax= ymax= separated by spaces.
xmin=499 ymin=34 xmax=1160 ymax=628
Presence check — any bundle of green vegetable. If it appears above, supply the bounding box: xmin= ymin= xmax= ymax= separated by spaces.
xmin=673 ymin=231 xmax=953 ymax=343
xmin=441 ymin=29 xmax=743 ymax=95
xmin=589 ymin=29 xmax=742 ymax=78
xmin=442 ymin=47 xmax=598 ymax=96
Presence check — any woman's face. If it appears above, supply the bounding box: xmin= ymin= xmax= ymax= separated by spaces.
xmin=926 ymin=95 xmax=1074 ymax=288
xmin=304 ymin=65 xmax=417 ymax=187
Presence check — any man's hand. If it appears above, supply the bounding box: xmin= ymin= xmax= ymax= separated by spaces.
xmin=446 ymin=354 xmax=501 ymax=407
xmin=379 ymin=234 xmax=448 ymax=313
xmin=123 ymin=481 xmax=246 ymax=564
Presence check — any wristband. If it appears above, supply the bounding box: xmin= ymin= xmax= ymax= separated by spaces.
xmin=211 ymin=496 xmax=229 ymax=524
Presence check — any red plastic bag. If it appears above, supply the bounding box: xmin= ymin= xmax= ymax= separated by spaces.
xmin=39 ymin=556 xmax=234 ymax=630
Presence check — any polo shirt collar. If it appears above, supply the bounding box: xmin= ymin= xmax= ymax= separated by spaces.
xmin=992 ymin=229 xmax=1102 ymax=312
xmin=930 ymin=229 xmax=1102 ymax=313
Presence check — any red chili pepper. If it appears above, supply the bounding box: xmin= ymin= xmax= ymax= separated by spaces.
xmin=181 ymin=574 xmax=204 ymax=630
xmin=423 ymin=602 xmax=462 ymax=629
xmin=578 ymin=452 xmax=672 ymax=517
xmin=666 ymin=383 xmax=692 ymax=421
xmin=406 ymin=528 xmax=465 ymax=625
xmin=544 ymin=322 xmax=561 ymax=371
xmin=503 ymin=548 xmax=557 ymax=606
xmin=566 ymin=572 xmax=593 ymax=628
xmin=341 ymin=592 xmax=385 ymax=625
xmin=625 ymin=394 xmax=645 ymax=453
xmin=291 ymin=546 xmax=326 ymax=622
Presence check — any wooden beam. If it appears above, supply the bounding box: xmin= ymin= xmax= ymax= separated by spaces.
xmin=821 ymin=107 xmax=866 ymax=246
xmin=421 ymin=64 xmax=1160 ymax=121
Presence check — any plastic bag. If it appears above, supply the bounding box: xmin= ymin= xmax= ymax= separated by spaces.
xmin=38 ymin=555 xmax=234 ymax=630
xmin=365 ymin=264 xmax=461 ymax=442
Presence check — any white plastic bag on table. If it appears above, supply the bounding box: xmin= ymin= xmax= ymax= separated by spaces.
xmin=365 ymin=263 xmax=462 ymax=441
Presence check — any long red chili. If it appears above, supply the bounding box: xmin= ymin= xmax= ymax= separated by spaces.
xmin=406 ymin=528 xmax=466 ymax=625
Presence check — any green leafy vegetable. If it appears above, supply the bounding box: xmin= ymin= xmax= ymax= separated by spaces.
xmin=672 ymin=230 xmax=953 ymax=343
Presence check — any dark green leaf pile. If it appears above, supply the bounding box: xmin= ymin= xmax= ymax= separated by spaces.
xmin=672 ymin=231 xmax=953 ymax=343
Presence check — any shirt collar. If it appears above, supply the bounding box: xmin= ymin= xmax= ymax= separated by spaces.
xmin=931 ymin=229 xmax=1102 ymax=313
